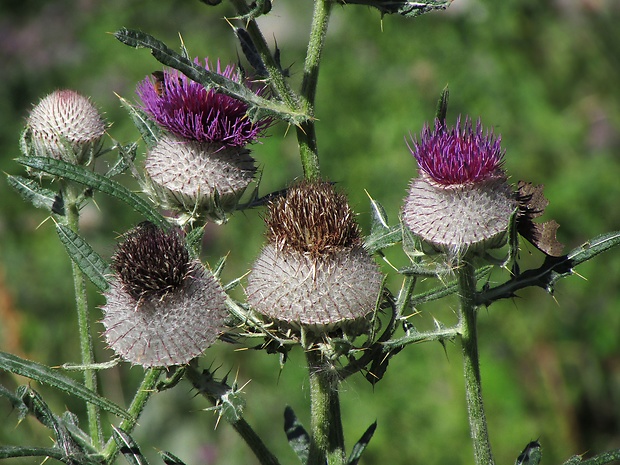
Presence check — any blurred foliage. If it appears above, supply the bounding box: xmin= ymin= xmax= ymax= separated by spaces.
xmin=1 ymin=0 xmax=619 ymax=464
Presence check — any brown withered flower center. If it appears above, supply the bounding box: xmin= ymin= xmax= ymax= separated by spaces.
xmin=265 ymin=181 xmax=361 ymax=256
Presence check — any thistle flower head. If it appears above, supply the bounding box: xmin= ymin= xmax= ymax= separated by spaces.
xmin=137 ymin=59 xmax=272 ymax=146
xmin=102 ymin=222 xmax=228 ymax=367
xmin=403 ymin=117 xmax=516 ymax=257
xmin=410 ymin=116 xmax=505 ymax=185
xmin=26 ymin=89 xmax=106 ymax=164
xmin=247 ymin=181 xmax=382 ymax=335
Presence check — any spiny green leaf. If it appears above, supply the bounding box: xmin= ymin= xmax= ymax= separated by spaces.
xmin=336 ymin=0 xmax=451 ymax=17
xmin=0 ymin=384 xmax=28 ymax=420
xmin=117 ymin=95 xmax=161 ymax=149
xmin=0 ymin=446 xmax=101 ymax=464
xmin=56 ymin=223 xmax=111 ymax=292
xmin=366 ymin=191 xmax=389 ymax=233
xmin=7 ymin=174 xmax=58 ymax=212
xmin=284 ymin=406 xmax=310 ymax=465
xmin=185 ymin=224 xmax=206 ymax=258
xmin=348 ymin=421 xmax=377 ymax=465
xmin=0 ymin=352 xmax=130 ymax=419
xmin=106 ymin=140 xmax=139 ymax=178
xmin=16 ymin=156 xmax=168 ymax=228
xmin=160 ymin=450 xmax=188 ymax=465
xmin=113 ymin=426 xmax=150 ymax=465
xmin=114 ymin=28 xmax=309 ymax=125
xmin=364 ymin=224 xmax=402 ymax=254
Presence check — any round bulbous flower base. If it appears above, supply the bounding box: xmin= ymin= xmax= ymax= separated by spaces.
xmin=26 ymin=89 xmax=106 ymax=165
xmin=246 ymin=244 xmax=383 ymax=335
xmin=102 ymin=263 xmax=227 ymax=368
xmin=145 ymin=134 xmax=256 ymax=221
xmin=403 ymin=175 xmax=517 ymax=256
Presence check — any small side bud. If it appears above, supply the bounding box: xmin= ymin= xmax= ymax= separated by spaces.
xmin=26 ymin=90 xmax=106 ymax=165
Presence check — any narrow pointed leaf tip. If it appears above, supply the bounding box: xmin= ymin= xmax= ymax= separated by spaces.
xmin=336 ymin=0 xmax=451 ymax=17
xmin=114 ymin=28 xmax=310 ymax=125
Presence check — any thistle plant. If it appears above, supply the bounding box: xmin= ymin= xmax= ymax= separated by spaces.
xmin=2 ymin=2 xmax=620 ymax=465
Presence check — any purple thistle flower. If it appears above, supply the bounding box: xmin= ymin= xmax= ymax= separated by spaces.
xmin=137 ymin=58 xmax=272 ymax=147
xmin=402 ymin=116 xmax=516 ymax=257
xmin=409 ymin=116 xmax=505 ymax=185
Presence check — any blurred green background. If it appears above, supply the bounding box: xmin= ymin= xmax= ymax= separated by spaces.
xmin=1 ymin=0 xmax=620 ymax=464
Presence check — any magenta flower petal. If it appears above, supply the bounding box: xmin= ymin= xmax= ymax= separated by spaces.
xmin=137 ymin=59 xmax=272 ymax=146
xmin=409 ymin=116 xmax=505 ymax=185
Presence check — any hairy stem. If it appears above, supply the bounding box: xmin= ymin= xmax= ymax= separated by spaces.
xmin=296 ymin=0 xmax=333 ymax=180
xmin=103 ymin=368 xmax=162 ymax=463
xmin=306 ymin=349 xmax=345 ymax=465
xmin=63 ymin=182 xmax=102 ymax=447
xmin=457 ymin=259 xmax=494 ymax=465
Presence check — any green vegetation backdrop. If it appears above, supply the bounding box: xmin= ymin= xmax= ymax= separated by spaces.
xmin=1 ymin=1 xmax=619 ymax=464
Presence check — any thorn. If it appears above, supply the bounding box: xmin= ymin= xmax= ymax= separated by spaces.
xmin=572 ymin=269 xmax=587 ymax=281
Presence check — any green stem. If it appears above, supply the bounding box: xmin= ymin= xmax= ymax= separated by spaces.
xmin=296 ymin=0 xmax=333 ymax=180
xmin=185 ymin=365 xmax=280 ymax=465
xmin=103 ymin=368 xmax=162 ymax=463
xmin=63 ymin=182 xmax=102 ymax=447
xmin=228 ymin=0 xmax=299 ymax=109
xmin=457 ymin=260 xmax=494 ymax=465
xmin=306 ymin=349 xmax=345 ymax=465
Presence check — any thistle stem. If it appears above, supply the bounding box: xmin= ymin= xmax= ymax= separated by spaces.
xmin=185 ymin=364 xmax=280 ymax=465
xmin=63 ymin=182 xmax=102 ymax=447
xmin=103 ymin=368 xmax=163 ymax=463
xmin=296 ymin=0 xmax=333 ymax=181
xmin=457 ymin=259 xmax=495 ymax=465
xmin=306 ymin=349 xmax=346 ymax=465
xmin=228 ymin=0 xmax=299 ymax=109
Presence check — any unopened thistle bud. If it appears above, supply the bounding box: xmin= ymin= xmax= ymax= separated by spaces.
xmin=403 ymin=116 xmax=517 ymax=257
xmin=246 ymin=181 xmax=383 ymax=335
xmin=137 ymin=60 xmax=272 ymax=219
xmin=101 ymin=223 xmax=228 ymax=367
xmin=26 ymin=90 xmax=106 ymax=164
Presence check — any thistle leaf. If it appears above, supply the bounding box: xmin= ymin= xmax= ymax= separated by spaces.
xmin=348 ymin=421 xmax=377 ymax=465
xmin=336 ymin=0 xmax=451 ymax=17
xmin=113 ymin=426 xmax=150 ymax=465
xmin=0 ymin=351 xmax=130 ymax=419
xmin=117 ymin=95 xmax=161 ymax=149
xmin=16 ymin=156 xmax=168 ymax=229
xmin=114 ymin=28 xmax=309 ymax=125
xmin=7 ymin=175 xmax=58 ymax=212
xmin=56 ymin=223 xmax=111 ymax=292
xmin=284 ymin=406 xmax=310 ymax=464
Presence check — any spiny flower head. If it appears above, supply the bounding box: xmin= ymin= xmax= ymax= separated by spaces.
xmin=102 ymin=222 xmax=228 ymax=367
xmin=246 ymin=181 xmax=382 ymax=335
xmin=403 ymin=116 xmax=516 ymax=257
xmin=26 ymin=89 xmax=106 ymax=164
xmin=137 ymin=59 xmax=272 ymax=146
xmin=410 ymin=116 xmax=505 ymax=185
